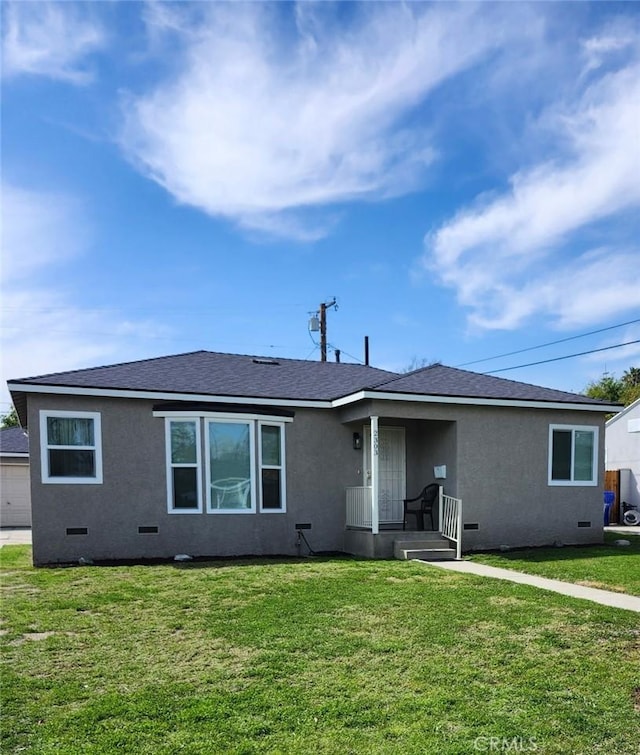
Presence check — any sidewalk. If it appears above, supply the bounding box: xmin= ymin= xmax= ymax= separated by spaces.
xmin=425 ymin=559 xmax=640 ymax=613
xmin=0 ymin=528 xmax=32 ymax=547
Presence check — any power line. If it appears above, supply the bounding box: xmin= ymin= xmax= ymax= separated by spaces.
xmin=485 ymin=339 xmax=640 ymax=375
xmin=457 ymin=317 xmax=640 ymax=367
xmin=326 ymin=342 xmax=364 ymax=365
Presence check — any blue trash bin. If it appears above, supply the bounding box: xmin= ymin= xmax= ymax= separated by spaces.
xmin=603 ymin=491 xmax=615 ymax=525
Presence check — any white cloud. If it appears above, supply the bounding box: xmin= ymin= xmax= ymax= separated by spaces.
xmin=120 ymin=2 xmax=512 ymax=239
xmin=422 ymin=42 xmax=640 ymax=331
xmin=2 ymin=1 xmax=105 ymax=84
xmin=1 ymin=185 xmax=89 ymax=283
xmin=0 ymin=183 xmax=170 ymax=410
xmin=580 ymin=21 xmax=638 ymax=77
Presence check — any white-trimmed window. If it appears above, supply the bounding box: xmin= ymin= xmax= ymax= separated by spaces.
xmin=166 ymin=419 xmax=202 ymax=513
xmin=157 ymin=412 xmax=289 ymax=514
xmin=548 ymin=425 xmax=598 ymax=486
xmin=40 ymin=410 xmax=103 ymax=484
xmin=206 ymin=419 xmax=256 ymax=513
xmin=259 ymin=422 xmax=286 ymax=512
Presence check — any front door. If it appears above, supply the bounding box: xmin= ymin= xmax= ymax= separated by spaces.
xmin=364 ymin=426 xmax=406 ymax=524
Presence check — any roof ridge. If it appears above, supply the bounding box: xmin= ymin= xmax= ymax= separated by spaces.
xmin=10 ymin=349 xmax=400 ymax=385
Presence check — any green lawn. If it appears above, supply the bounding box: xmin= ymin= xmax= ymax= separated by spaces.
xmin=470 ymin=532 xmax=640 ymax=597
xmin=1 ymin=546 xmax=639 ymax=755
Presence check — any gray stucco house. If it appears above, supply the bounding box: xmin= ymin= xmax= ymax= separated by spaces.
xmin=8 ymin=351 xmax=619 ymax=565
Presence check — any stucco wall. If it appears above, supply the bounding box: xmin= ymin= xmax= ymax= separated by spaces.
xmin=27 ymin=394 xmax=360 ymax=565
xmin=606 ymin=401 xmax=640 ymax=507
xmin=27 ymin=393 xmax=607 ymax=563
xmin=344 ymin=399 xmax=606 ymax=550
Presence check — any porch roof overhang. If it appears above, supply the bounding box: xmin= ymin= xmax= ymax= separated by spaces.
xmin=331 ymin=389 xmax=621 ymax=414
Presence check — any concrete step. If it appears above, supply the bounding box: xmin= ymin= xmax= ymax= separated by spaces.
xmin=397 ymin=548 xmax=457 ymax=561
xmin=393 ymin=538 xmax=450 ymax=559
xmin=394 ymin=538 xmax=450 ymax=549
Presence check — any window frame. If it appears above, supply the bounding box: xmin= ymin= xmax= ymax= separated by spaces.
xmin=548 ymin=424 xmax=599 ymax=487
xmin=157 ymin=411 xmax=290 ymax=515
xmin=205 ymin=418 xmax=256 ymax=514
xmin=258 ymin=421 xmax=287 ymax=513
xmin=165 ymin=418 xmax=203 ymax=514
xmin=39 ymin=410 xmax=103 ymax=484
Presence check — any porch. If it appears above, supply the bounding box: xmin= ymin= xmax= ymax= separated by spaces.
xmin=342 ymin=414 xmax=462 ymax=559
xmin=344 ymin=484 xmax=462 ymax=560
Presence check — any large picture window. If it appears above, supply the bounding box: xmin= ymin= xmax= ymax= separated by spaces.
xmin=159 ymin=413 xmax=288 ymax=514
xmin=548 ymin=425 xmax=598 ymax=486
xmin=40 ymin=411 xmax=103 ymax=484
xmin=207 ymin=420 xmax=255 ymax=513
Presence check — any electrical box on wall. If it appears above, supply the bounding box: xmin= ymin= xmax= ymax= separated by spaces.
xmin=434 ymin=465 xmax=447 ymax=479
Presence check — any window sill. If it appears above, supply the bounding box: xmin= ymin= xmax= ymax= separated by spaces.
xmin=42 ymin=477 xmax=103 ymax=485
xmin=548 ymin=480 xmax=598 ymax=487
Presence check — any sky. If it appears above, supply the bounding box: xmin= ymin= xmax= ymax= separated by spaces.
xmin=1 ymin=0 xmax=639 ymax=414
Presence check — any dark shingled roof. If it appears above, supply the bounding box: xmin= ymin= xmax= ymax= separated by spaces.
xmin=0 ymin=427 xmax=29 ymax=455
xmin=372 ymin=364 xmax=607 ymax=405
xmin=8 ymin=351 xmax=397 ymax=402
xmin=8 ymin=350 xmax=610 ymax=408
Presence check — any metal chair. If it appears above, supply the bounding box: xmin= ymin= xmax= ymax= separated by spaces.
xmin=210 ymin=477 xmax=251 ymax=509
xmin=403 ymin=483 xmax=439 ymax=531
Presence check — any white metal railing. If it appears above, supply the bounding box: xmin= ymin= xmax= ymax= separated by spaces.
xmin=346 ymin=486 xmax=372 ymax=528
xmin=440 ymin=491 xmax=463 ymax=560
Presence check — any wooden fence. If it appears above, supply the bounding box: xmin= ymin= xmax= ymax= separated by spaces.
xmin=605 ymin=469 xmax=620 ymax=524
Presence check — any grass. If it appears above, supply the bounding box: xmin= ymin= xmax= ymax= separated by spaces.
xmin=1 ymin=545 xmax=639 ymax=755
xmin=469 ymin=532 xmax=640 ymax=597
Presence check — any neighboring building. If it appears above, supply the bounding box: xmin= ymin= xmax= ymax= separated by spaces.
xmin=0 ymin=426 xmax=31 ymax=527
xmin=606 ymin=397 xmax=640 ymax=510
xmin=7 ymin=351 xmax=619 ymax=565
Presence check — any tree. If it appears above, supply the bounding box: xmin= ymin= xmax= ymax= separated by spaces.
xmin=620 ymin=367 xmax=640 ymax=406
xmin=584 ymin=367 xmax=640 ymax=406
xmin=0 ymin=407 xmax=19 ymax=428
xmin=585 ymin=374 xmax=622 ymax=403
xmin=402 ymin=357 xmax=441 ymax=373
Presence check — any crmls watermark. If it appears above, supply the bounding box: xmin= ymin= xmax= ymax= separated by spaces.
xmin=473 ymin=736 xmax=538 ymax=752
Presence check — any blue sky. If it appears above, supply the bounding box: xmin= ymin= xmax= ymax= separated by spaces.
xmin=2 ymin=1 xmax=639 ymax=412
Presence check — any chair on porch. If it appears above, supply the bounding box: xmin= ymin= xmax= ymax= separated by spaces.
xmin=403 ymin=483 xmax=439 ymax=531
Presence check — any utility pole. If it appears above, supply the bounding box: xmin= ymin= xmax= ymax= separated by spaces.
xmin=318 ymin=298 xmax=337 ymax=362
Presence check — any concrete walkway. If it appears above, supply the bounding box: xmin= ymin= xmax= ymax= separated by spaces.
xmin=604 ymin=525 xmax=640 ymax=536
xmin=0 ymin=528 xmax=32 ymax=547
xmin=425 ymin=559 xmax=640 ymax=613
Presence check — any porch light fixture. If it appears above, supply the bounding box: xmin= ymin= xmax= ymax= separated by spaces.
xmin=352 ymin=432 xmax=362 ymax=450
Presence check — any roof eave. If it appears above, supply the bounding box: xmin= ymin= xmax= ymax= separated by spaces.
xmin=332 ymin=389 xmax=621 ymax=413
xmin=8 ymin=381 xmax=621 ymax=420
xmin=7 ymin=382 xmax=334 ymax=410
xmin=606 ymin=396 xmax=640 ymax=425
